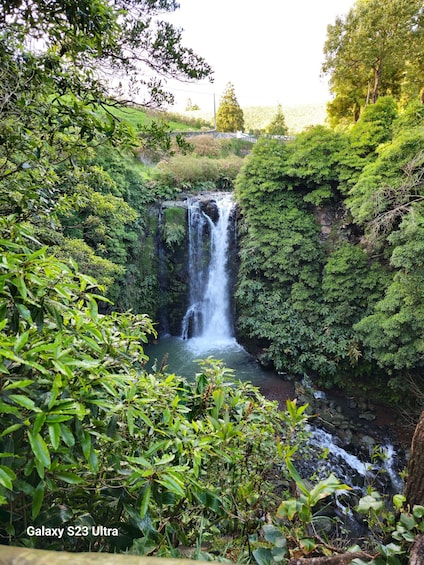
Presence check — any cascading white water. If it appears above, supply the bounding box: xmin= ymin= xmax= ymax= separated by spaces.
xmin=181 ymin=193 xmax=235 ymax=345
xmin=300 ymin=426 xmax=403 ymax=497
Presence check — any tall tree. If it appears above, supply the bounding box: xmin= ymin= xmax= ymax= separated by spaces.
xmin=216 ymin=82 xmax=244 ymax=132
xmin=322 ymin=0 xmax=424 ymax=125
xmin=266 ymin=104 xmax=289 ymax=136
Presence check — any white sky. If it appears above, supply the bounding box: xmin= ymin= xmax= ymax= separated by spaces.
xmin=162 ymin=0 xmax=356 ymax=110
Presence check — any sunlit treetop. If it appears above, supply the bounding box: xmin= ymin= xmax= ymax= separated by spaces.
xmin=322 ymin=0 xmax=424 ymax=125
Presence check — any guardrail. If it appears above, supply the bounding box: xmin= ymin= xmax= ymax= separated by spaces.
xmin=173 ymin=131 xmax=295 ymax=143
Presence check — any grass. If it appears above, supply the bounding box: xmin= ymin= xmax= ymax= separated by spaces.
xmin=108 ymin=105 xmax=210 ymax=132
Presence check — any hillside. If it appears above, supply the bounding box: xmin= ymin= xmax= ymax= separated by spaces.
xmin=243 ymin=103 xmax=328 ymax=133
xmin=181 ymin=102 xmax=328 ymax=134
xmin=110 ymin=102 xmax=328 ymax=135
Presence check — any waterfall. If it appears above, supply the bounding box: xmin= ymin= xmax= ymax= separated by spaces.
xmin=181 ymin=193 xmax=235 ymax=345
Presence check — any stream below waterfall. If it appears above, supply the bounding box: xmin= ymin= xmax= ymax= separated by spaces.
xmin=146 ymin=191 xmax=408 ymax=514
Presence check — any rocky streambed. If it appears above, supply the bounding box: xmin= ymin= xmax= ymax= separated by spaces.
xmin=257 ymin=372 xmax=412 ymax=495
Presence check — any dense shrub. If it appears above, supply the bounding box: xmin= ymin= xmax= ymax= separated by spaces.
xmin=188 ymin=135 xmax=222 ymax=157
xmin=153 ymin=154 xmax=244 ymax=192
xmin=0 ymin=218 xmax=303 ymax=554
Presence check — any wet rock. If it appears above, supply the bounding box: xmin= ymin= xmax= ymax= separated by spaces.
xmin=330 ymin=413 xmax=346 ymax=428
xmin=201 ymin=199 xmax=219 ymax=222
xmin=339 ymin=428 xmax=353 ymax=446
xmin=360 ymin=435 xmax=376 ymax=455
xmin=359 ymin=411 xmax=376 ymax=421
xmin=357 ymin=399 xmax=368 ymax=411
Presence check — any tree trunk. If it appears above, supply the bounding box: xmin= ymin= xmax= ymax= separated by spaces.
xmin=405 ymin=411 xmax=424 ymax=508
xmin=372 ymin=60 xmax=382 ymax=104
xmin=409 ymin=534 xmax=424 ymax=564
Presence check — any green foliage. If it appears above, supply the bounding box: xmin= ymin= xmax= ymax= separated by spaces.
xmin=236 ymin=97 xmax=423 ymax=394
xmin=216 ymin=82 xmax=245 ymax=133
xmin=162 ymin=207 xmax=186 ymax=248
xmin=53 ymin=238 xmax=125 ymax=289
xmin=0 ymin=0 xmax=214 ymax=320
xmin=235 ymin=138 xmax=343 ymax=377
xmin=336 ymin=97 xmax=399 ymax=195
xmin=252 ymin=477 xmax=424 ymax=564
xmin=250 ymin=435 xmax=349 ymax=564
xmin=252 ymin=524 xmax=288 ymax=565
xmin=266 ymin=104 xmax=288 ymax=136
xmin=347 ymin=129 xmax=424 ymax=225
xmin=0 ymin=0 xmax=212 ymax=107
xmin=286 ymin=126 xmax=349 ymax=203
xmin=393 ymin=99 xmax=424 ymax=134
xmin=108 ymin=106 xmax=211 ymax=133
xmin=275 ymin=471 xmax=349 ymax=557
xmin=353 ymin=492 xmax=424 ymax=564
xmin=354 ymin=209 xmax=424 ymax=372
xmin=350 ymin=98 xmax=399 ymax=157
xmin=148 ymin=135 xmax=252 ymax=196
xmin=153 ymin=154 xmax=244 ymax=193
xmin=0 ymin=218 xmax=307 ymax=554
xmin=234 ymin=112 xmax=424 ymax=389
xmin=322 ymin=243 xmax=388 ymax=327
xmin=0 ymin=0 xmax=212 ymax=219
xmin=322 ymin=0 xmax=424 ymax=124
xmin=235 ymin=137 xmax=381 ymax=381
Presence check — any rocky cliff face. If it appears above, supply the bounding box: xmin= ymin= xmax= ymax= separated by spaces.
xmin=313 ymin=202 xmax=362 ymax=244
xmin=156 ymin=202 xmax=188 ymax=336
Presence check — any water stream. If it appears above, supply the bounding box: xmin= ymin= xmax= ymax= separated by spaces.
xmin=147 ymin=191 xmax=404 ymax=500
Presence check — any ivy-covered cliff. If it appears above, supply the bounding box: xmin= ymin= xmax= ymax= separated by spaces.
xmin=234 ymin=98 xmax=424 ymax=404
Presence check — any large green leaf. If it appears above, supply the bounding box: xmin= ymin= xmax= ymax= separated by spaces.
xmin=55 ymin=472 xmax=85 ymax=485
xmin=252 ymin=547 xmax=273 ymax=565
xmin=139 ymin=483 xmax=151 ymax=518
xmin=27 ymin=431 xmax=51 ymax=468
xmin=156 ymin=470 xmax=185 ymax=497
xmin=9 ymin=394 xmax=40 ymax=412
xmin=3 ymin=378 xmax=34 ymax=390
xmin=308 ymin=473 xmax=350 ymax=505
xmin=48 ymin=423 xmax=60 ymax=449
